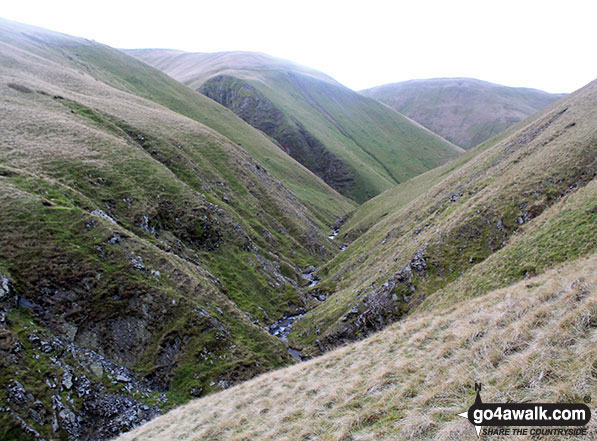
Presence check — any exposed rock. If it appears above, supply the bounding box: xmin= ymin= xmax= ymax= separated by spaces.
xmin=0 ymin=274 xmax=9 ymax=297
xmin=316 ymin=244 xmax=429 ymax=352
xmin=199 ymin=75 xmax=356 ymax=197
xmin=90 ymin=209 xmax=116 ymax=224
xmin=116 ymin=374 xmax=131 ymax=383
xmin=1 ymin=310 xmax=162 ymax=440
xmin=7 ymin=380 xmax=34 ymax=406
xmin=62 ymin=372 xmax=73 ymax=390
xmin=53 ymin=394 xmax=82 ymax=439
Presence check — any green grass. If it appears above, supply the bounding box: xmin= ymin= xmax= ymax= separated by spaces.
xmin=129 ymin=50 xmax=463 ymax=203
xmin=0 ymin=21 xmax=355 ymax=437
xmin=424 ymin=178 xmax=597 ymax=310
xmin=117 ymin=253 xmax=597 ymax=441
xmin=289 ymin=79 xmax=596 ymax=351
xmin=1 ymin=18 xmax=595 ymax=441
xmin=55 ymin=41 xmax=355 ymax=223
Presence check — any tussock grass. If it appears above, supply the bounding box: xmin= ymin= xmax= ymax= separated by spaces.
xmin=118 ymin=254 xmax=597 ymax=440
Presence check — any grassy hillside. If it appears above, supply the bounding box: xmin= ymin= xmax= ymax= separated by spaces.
xmin=117 ymin=254 xmax=597 ymax=440
xmin=128 ymin=50 xmax=463 ymax=203
xmin=289 ymin=78 xmax=596 ymax=354
xmin=3 ymin=18 xmax=595 ymax=441
xmin=0 ymin=21 xmax=353 ymax=225
xmin=0 ymin=18 xmax=353 ymax=440
xmin=339 ymin=116 xmax=526 ymax=240
xmin=117 ymin=79 xmax=596 ymax=440
xmin=361 ymin=78 xmax=565 ymax=149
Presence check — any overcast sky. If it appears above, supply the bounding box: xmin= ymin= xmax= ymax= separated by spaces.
xmin=3 ymin=0 xmax=596 ymax=93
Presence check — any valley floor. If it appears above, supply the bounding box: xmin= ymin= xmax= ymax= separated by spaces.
xmin=118 ymin=253 xmax=597 ymax=441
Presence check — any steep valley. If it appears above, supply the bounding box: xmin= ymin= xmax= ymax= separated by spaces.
xmin=119 ymin=78 xmax=596 ymax=440
xmin=127 ymin=50 xmax=464 ymax=203
xmin=290 ymin=78 xmax=597 ymax=355
xmin=0 ymin=18 xmax=354 ymax=440
xmin=0 ymin=17 xmax=595 ymax=441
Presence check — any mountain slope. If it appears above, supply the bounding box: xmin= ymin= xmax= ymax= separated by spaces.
xmin=0 ymin=21 xmax=354 ymax=224
xmin=289 ymin=78 xmax=596 ymax=354
xmin=361 ymin=78 xmax=565 ymax=149
xmin=128 ymin=50 xmax=463 ymax=203
xmin=118 ymin=253 xmax=597 ymax=441
xmin=117 ymin=81 xmax=597 ymax=441
xmin=0 ymin=18 xmax=353 ymax=440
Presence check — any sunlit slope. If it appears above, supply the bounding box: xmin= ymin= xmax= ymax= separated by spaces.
xmin=0 ymin=19 xmax=353 ymax=223
xmin=0 ymin=18 xmax=349 ymax=439
xmin=290 ymin=79 xmax=596 ymax=352
xmin=117 ymin=254 xmax=597 ymax=441
xmin=340 ymin=113 xmax=535 ymax=240
xmin=362 ymin=78 xmax=565 ymax=149
xmin=128 ymin=50 xmax=463 ymax=203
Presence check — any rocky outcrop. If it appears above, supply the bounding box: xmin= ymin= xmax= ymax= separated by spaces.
xmin=200 ymin=75 xmax=356 ymax=197
xmin=314 ymin=245 xmax=428 ymax=352
xmin=0 ymin=281 xmax=161 ymax=440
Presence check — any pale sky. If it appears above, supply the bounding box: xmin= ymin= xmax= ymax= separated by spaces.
xmin=2 ymin=0 xmax=596 ymax=93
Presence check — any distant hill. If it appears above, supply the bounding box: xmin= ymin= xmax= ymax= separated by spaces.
xmin=3 ymin=17 xmax=594 ymax=441
xmin=295 ymin=79 xmax=595 ymax=353
xmin=361 ymin=78 xmax=565 ymax=149
xmin=118 ymin=78 xmax=597 ymax=441
xmin=127 ymin=50 xmax=463 ymax=203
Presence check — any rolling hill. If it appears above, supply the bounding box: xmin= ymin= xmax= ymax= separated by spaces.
xmin=118 ymin=254 xmax=597 ymax=440
xmin=0 ymin=18 xmax=355 ymax=440
xmin=2 ymin=16 xmax=595 ymax=441
xmin=361 ymin=78 xmax=565 ymax=149
xmin=118 ymin=78 xmax=597 ymax=441
xmin=127 ymin=50 xmax=464 ymax=203
xmin=290 ymin=77 xmax=596 ymax=354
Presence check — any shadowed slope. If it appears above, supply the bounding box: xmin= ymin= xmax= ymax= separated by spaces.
xmin=128 ymin=49 xmax=463 ymax=203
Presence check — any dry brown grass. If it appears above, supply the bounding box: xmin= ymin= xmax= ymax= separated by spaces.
xmin=118 ymin=254 xmax=597 ymax=441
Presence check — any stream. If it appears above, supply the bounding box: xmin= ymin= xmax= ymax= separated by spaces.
xmin=267 ymin=229 xmax=345 ymax=361
xmin=267 ymin=313 xmax=306 ymax=361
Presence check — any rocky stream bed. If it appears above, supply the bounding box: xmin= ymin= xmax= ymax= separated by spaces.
xmin=266 ymin=229 xmax=347 ymax=361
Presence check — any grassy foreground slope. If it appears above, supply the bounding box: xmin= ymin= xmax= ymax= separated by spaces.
xmin=118 ymin=254 xmax=597 ymax=441
xmin=0 ymin=18 xmax=351 ymax=439
xmin=117 ymin=80 xmax=596 ymax=441
xmin=361 ymin=78 xmax=565 ymax=149
xmin=128 ymin=50 xmax=463 ymax=203
xmin=290 ymin=78 xmax=596 ymax=353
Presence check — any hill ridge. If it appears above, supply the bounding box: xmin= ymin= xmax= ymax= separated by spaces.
xmin=0 ymin=18 xmax=353 ymax=440
xmin=129 ymin=48 xmax=463 ymax=203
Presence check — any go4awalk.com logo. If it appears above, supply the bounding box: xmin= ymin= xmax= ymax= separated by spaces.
xmin=457 ymin=383 xmax=592 ymax=438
